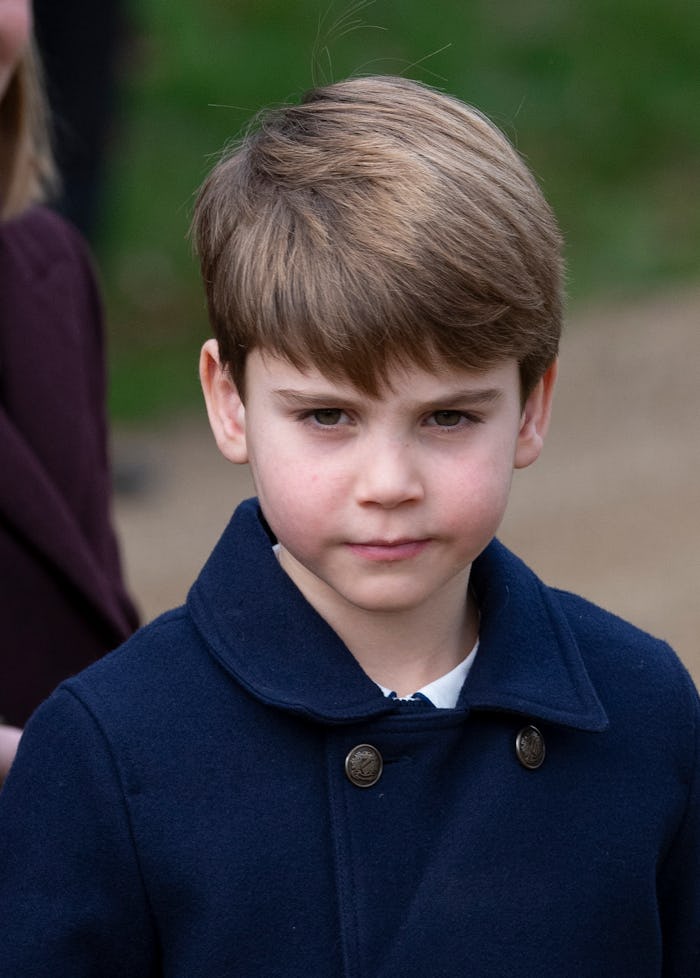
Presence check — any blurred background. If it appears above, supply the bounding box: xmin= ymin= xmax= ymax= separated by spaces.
xmin=37 ymin=0 xmax=700 ymax=674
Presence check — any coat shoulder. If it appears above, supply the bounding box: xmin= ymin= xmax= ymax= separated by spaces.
xmin=551 ymin=585 xmax=699 ymax=728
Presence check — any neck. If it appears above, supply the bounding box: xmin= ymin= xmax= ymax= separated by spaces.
xmin=280 ymin=554 xmax=478 ymax=696
xmin=341 ymin=588 xmax=478 ymax=697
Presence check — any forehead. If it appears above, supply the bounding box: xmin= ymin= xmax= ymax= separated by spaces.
xmin=246 ymin=349 xmax=520 ymax=400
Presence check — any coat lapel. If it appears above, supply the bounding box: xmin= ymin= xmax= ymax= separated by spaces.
xmin=0 ymin=407 xmax=134 ymax=638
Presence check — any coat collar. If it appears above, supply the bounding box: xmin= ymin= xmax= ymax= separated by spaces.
xmin=463 ymin=541 xmax=608 ymax=731
xmin=188 ymin=499 xmax=608 ymax=731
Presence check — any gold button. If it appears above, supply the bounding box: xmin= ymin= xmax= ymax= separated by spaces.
xmin=345 ymin=744 xmax=383 ymax=788
xmin=516 ymin=725 xmax=546 ymax=769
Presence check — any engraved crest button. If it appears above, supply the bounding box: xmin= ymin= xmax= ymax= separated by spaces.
xmin=345 ymin=744 xmax=383 ymax=788
xmin=515 ymin=725 xmax=546 ymax=769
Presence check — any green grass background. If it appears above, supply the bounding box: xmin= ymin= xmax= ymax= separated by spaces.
xmin=100 ymin=0 xmax=700 ymax=420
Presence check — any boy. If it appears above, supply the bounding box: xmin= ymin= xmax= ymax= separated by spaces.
xmin=0 ymin=75 xmax=698 ymax=976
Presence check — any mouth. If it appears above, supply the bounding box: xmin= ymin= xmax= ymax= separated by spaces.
xmin=347 ymin=539 xmax=430 ymax=562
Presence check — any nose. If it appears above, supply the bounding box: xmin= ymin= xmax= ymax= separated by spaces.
xmin=354 ymin=438 xmax=424 ymax=509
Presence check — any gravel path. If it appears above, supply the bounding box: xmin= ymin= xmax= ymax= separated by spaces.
xmin=113 ymin=285 xmax=700 ymax=683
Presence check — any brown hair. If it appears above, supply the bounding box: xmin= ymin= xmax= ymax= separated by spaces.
xmin=0 ymin=42 xmax=56 ymax=221
xmin=192 ymin=75 xmax=564 ymax=399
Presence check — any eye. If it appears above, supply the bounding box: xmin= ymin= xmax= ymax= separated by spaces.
xmin=312 ymin=408 xmax=343 ymax=426
xmin=432 ymin=410 xmax=464 ymax=427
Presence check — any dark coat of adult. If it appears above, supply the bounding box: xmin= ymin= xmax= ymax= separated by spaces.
xmin=0 ymin=205 xmax=138 ymax=726
xmin=0 ymin=499 xmax=698 ymax=976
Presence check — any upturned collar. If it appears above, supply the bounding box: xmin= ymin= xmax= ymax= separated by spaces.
xmin=188 ymin=499 xmax=607 ymax=731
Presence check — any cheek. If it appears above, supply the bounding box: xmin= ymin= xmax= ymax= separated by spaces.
xmin=438 ymin=449 xmax=515 ymax=532
xmin=248 ymin=450 xmax=333 ymax=551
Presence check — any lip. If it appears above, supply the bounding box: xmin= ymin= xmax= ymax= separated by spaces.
xmin=347 ymin=539 xmax=430 ymax=562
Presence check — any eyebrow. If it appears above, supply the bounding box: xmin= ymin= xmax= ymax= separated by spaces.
xmin=426 ymin=387 xmax=504 ymax=407
xmin=272 ymin=387 xmax=505 ymax=407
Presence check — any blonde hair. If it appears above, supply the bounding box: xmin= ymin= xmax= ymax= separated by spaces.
xmin=193 ymin=75 xmax=564 ymax=399
xmin=0 ymin=41 xmax=56 ymax=221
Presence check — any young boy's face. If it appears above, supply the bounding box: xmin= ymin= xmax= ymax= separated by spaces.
xmin=202 ymin=344 xmax=555 ymax=626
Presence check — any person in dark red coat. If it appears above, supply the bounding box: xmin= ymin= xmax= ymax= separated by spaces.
xmin=0 ymin=12 xmax=138 ymax=761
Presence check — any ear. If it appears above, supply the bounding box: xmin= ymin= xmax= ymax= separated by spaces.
xmin=514 ymin=360 xmax=558 ymax=470
xmin=199 ymin=339 xmax=249 ymax=464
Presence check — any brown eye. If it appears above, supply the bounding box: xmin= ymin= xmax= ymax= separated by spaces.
xmin=313 ymin=409 xmax=342 ymax=426
xmin=433 ymin=410 xmax=462 ymax=427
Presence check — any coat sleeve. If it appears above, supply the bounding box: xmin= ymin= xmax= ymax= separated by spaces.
xmin=658 ymin=671 xmax=700 ymax=977
xmin=0 ymin=687 xmax=157 ymax=976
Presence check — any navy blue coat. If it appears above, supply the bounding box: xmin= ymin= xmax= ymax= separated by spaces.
xmin=1 ymin=499 xmax=698 ymax=976
xmin=0 ymin=206 xmax=138 ymax=725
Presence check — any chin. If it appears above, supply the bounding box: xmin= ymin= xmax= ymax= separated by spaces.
xmin=341 ymin=587 xmax=430 ymax=615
